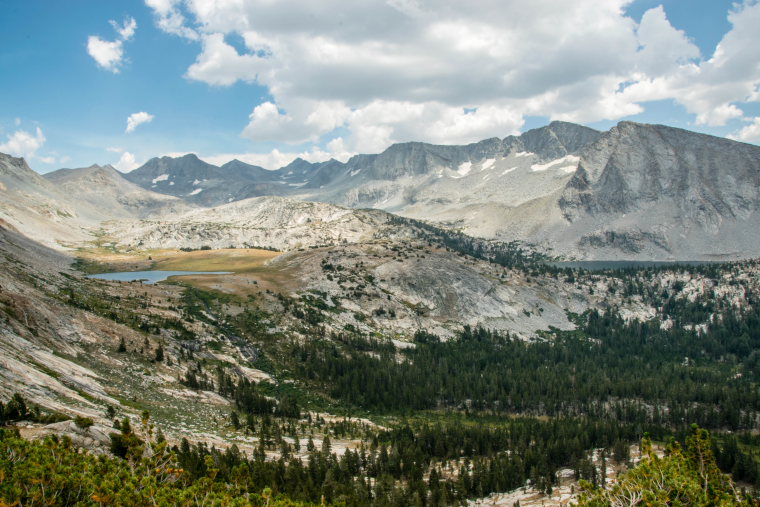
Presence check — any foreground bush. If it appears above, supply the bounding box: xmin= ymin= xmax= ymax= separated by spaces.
xmin=0 ymin=428 xmax=319 ymax=506
xmin=577 ymin=425 xmax=757 ymax=507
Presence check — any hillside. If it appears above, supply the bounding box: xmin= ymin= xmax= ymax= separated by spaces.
xmin=0 ymin=153 xmax=103 ymax=247
xmin=45 ymin=163 xmax=194 ymax=219
xmin=3 ymin=217 xmax=760 ymax=505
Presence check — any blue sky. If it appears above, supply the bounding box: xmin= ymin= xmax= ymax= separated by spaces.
xmin=1 ymin=1 xmax=758 ymax=173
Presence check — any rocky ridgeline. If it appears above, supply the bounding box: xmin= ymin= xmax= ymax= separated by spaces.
xmin=115 ymin=121 xmax=760 ymax=261
xmin=2 ymin=120 xmax=756 ymax=260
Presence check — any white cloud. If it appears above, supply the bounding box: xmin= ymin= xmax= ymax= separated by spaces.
xmin=149 ymin=0 xmax=760 ymax=150
xmin=126 ymin=112 xmax=155 ymax=133
xmin=14 ymin=118 xmax=21 ymax=126
xmin=729 ymin=117 xmax=760 ymax=145
xmin=87 ymin=37 xmax=124 ymax=72
xmin=0 ymin=127 xmax=46 ymax=159
xmin=114 ymin=151 xmax=140 ymax=172
xmin=87 ymin=17 xmax=137 ymax=73
xmin=112 ymin=17 xmax=137 ymax=40
xmin=240 ymin=102 xmax=293 ymax=141
xmin=145 ymin=0 xmax=199 ymax=40
xmin=185 ymin=33 xmax=267 ymax=86
xmin=619 ymin=2 xmax=760 ymax=126
xmin=240 ymin=100 xmax=350 ymax=144
xmin=635 ymin=6 xmax=700 ymax=77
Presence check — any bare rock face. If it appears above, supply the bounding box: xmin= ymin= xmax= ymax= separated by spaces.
xmin=106 ymin=196 xmax=417 ymax=251
xmin=0 ymin=153 xmax=100 ymax=248
xmin=561 ymin=122 xmax=760 ymax=223
xmin=551 ymin=122 xmax=760 ymax=259
xmin=22 ymin=421 xmax=114 ymax=454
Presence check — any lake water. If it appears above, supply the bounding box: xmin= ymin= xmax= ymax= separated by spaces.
xmin=549 ymin=260 xmax=720 ymax=271
xmin=87 ymin=270 xmax=232 ymax=284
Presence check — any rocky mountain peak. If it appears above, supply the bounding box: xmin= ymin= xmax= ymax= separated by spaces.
xmin=517 ymin=121 xmax=601 ymax=160
xmin=0 ymin=152 xmax=40 ymax=181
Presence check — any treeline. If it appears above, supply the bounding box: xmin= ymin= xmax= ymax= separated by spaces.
xmin=3 ymin=419 xmax=755 ymax=507
xmin=273 ymin=305 xmax=760 ymax=429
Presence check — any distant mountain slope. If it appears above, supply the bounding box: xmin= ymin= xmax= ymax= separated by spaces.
xmin=0 ymin=153 xmax=102 ymax=247
xmin=29 ymin=119 xmax=760 ymax=260
xmin=45 ymin=164 xmax=194 ymax=219
xmin=122 ymin=154 xmax=292 ymax=206
xmin=122 ymin=122 xmax=602 ymax=213
xmin=126 ymin=121 xmax=760 ymax=260
xmin=545 ymin=122 xmax=760 ymax=259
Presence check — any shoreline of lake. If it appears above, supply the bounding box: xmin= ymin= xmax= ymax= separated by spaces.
xmin=87 ymin=270 xmax=233 ymax=284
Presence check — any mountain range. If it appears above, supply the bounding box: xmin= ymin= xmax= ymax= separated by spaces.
xmin=2 ymin=120 xmax=760 ymax=259
xmin=119 ymin=121 xmax=760 ymax=260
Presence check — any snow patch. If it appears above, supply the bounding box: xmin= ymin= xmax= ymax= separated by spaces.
xmin=558 ymin=165 xmax=577 ymax=174
xmin=530 ymin=155 xmax=579 ymax=172
xmin=515 ymin=151 xmax=533 ymax=158
xmin=457 ymin=161 xmax=472 ymax=176
xmin=288 ymin=182 xmax=307 ymax=187
xmin=350 ymin=169 xmax=361 ymax=177
xmin=193 ymin=179 xmax=201 ymax=186
xmin=188 ymin=188 xmax=202 ymax=196
xmin=480 ymin=158 xmax=495 ymax=170
xmin=502 ymin=167 xmax=517 ymax=175
xmin=169 ymin=181 xmax=174 ymax=185
xmin=152 ymin=174 xmax=169 ymax=184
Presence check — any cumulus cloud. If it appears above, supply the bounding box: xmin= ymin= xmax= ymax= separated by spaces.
xmin=114 ymin=151 xmax=140 ymax=172
xmin=145 ymin=0 xmax=199 ymax=39
xmin=0 ymin=127 xmax=46 ymax=159
xmin=635 ymin=6 xmax=700 ymax=77
xmin=145 ymin=0 xmax=760 ymax=151
xmin=619 ymin=2 xmax=760 ymax=126
xmin=240 ymin=100 xmax=351 ymax=144
xmin=729 ymin=117 xmax=760 ymax=145
xmin=87 ymin=17 xmax=137 ymax=73
xmin=185 ymin=33 xmax=268 ymax=86
xmin=126 ymin=112 xmax=155 ymax=133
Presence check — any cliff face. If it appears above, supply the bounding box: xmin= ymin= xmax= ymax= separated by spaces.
xmin=562 ymin=122 xmax=760 ymax=223
xmin=549 ymin=122 xmax=760 ymax=259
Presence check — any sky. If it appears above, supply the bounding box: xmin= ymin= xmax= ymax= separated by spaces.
xmin=1 ymin=1 xmax=759 ymax=174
